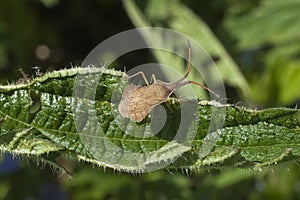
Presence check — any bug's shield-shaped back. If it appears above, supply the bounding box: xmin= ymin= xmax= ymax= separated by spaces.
xmin=118 ymin=84 xmax=173 ymax=122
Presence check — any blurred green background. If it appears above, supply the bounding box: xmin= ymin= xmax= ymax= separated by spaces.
xmin=0 ymin=0 xmax=300 ymax=199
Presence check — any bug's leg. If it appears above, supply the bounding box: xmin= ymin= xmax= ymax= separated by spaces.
xmin=150 ymin=74 xmax=157 ymax=84
xmin=124 ymin=71 xmax=149 ymax=85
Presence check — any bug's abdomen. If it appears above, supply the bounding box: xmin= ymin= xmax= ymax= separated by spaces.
xmin=128 ymin=84 xmax=172 ymax=122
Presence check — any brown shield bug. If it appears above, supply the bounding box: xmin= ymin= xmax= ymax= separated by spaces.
xmin=118 ymin=41 xmax=218 ymax=122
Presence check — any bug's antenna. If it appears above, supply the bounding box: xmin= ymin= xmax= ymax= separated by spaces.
xmin=173 ymin=41 xmax=220 ymax=98
xmin=185 ymin=40 xmax=191 ymax=79
xmin=176 ymin=41 xmax=191 ymax=83
xmin=188 ymin=81 xmax=220 ymax=98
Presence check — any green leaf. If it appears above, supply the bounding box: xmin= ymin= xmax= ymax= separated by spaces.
xmin=0 ymin=67 xmax=300 ymax=173
xmin=224 ymin=0 xmax=300 ymax=49
xmin=251 ymin=55 xmax=300 ymax=106
xmin=223 ymin=0 xmax=300 ymax=105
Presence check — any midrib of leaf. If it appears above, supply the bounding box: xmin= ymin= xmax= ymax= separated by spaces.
xmin=0 ymin=67 xmax=299 ymax=173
